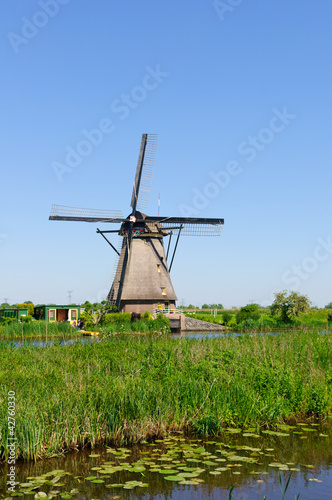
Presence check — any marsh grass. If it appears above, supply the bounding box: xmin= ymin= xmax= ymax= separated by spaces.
xmin=0 ymin=315 xmax=170 ymax=339
xmin=1 ymin=331 xmax=332 ymax=462
xmin=0 ymin=320 xmax=76 ymax=339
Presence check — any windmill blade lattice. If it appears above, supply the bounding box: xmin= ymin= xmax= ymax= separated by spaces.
xmin=147 ymin=222 xmax=223 ymax=236
xmin=130 ymin=133 xmax=158 ymax=212
xmin=49 ymin=205 xmax=124 ymax=223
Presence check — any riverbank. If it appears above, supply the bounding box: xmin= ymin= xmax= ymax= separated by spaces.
xmin=1 ymin=331 xmax=332 ymax=462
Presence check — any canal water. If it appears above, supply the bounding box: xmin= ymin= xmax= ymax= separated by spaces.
xmin=0 ymin=330 xmax=255 ymax=347
xmin=1 ymin=422 xmax=332 ymax=499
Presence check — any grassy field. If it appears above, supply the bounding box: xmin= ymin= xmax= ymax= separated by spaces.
xmin=186 ymin=308 xmax=332 ymax=331
xmin=0 ymin=315 xmax=170 ymax=339
xmin=1 ymin=331 xmax=332 ymax=462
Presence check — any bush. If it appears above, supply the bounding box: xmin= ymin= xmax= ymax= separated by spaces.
xmin=21 ymin=316 xmax=33 ymax=323
xmin=102 ymin=312 xmax=132 ymax=325
xmin=236 ymin=305 xmax=260 ymax=324
xmin=0 ymin=317 xmax=17 ymax=327
xmin=222 ymin=311 xmax=232 ymax=326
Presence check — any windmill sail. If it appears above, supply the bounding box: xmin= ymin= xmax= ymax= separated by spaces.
xmin=49 ymin=205 xmax=124 ymax=223
xmin=130 ymin=133 xmax=158 ymax=212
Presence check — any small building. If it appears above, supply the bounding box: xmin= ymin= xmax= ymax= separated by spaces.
xmin=34 ymin=305 xmax=80 ymax=325
xmin=0 ymin=308 xmax=28 ymax=320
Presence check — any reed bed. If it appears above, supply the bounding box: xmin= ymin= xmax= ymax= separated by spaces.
xmin=1 ymin=331 xmax=332 ymax=461
xmin=0 ymin=321 xmax=76 ymax=339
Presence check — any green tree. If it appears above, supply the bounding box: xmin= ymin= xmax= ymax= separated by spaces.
xmin=270 ymin=290 xmax=311 ymax=323
xmin=325 ymin=302 xmax=332 ymax=309
xmin=81 ymin=301 xmax=112 ymax=327
xmin=201 ymin=303 xmax=224 ymax=309
xmin=17 ymin=302 xmax=34 ymax=316
xmin=236 ymin=304 xmax=260 ymax=324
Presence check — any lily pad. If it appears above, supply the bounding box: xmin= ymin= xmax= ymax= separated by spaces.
xmin=164 ymin=475 xmax=186 ymax=481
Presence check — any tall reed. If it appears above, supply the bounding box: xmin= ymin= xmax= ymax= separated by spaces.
xmin=1 ymin=331 xmax=332 ymax=461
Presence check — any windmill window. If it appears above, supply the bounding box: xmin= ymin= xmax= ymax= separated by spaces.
xmin=157 ymin=264 xmax=161 ymax=273
xmin=161 ymin=287 xmax=167 ymax=296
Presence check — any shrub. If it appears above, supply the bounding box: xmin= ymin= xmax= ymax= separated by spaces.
xmin=222 ymin=311 xmax=232 ymax=326
xmin=236 ymin=304 xmax=260 ymax=324
xmin=102 ymin=312 xmax=132 ymax=325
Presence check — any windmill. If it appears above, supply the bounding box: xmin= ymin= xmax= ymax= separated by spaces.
xmin=49 ymin=134 xmax=224 ymax=313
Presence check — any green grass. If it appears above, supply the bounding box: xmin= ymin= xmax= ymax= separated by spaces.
xmin=0 ymin=315 xmax=170 ymax=339
xmin=0 ymin=320 xmax=77 ymax=339
xmin=187 ymin=308 xmax=332 ymax=331
xmin=1 ymin=331 xmax=332 ymax=461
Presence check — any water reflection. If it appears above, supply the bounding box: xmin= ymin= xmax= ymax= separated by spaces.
xmin=1 ymin=425 xmax=331 ymax=499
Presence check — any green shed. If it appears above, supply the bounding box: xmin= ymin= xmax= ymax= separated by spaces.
xmin=34 ymin=305 xmax=80 ymax=325
xmin=0 ymin=308 xmax=28 ymax=320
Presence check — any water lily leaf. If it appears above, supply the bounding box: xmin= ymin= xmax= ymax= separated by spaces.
xmin=106 ymin=484 xmax=124 ymax=488
xmin=179 ymin=480 xmax=201 ymax=485
xmin=85 ymin=476 xmax=98 ymax=481
xmin=178 ymin=473 xmax=200 ymax=478
xmin=164 ymin=475 xmax=186 ymax=481
xmin=131 ymin=466 xmax=146 ymax=472
xmin=319 ymin=433 xmax=328 ymax=437
xmin=89 ymin=454 xmax=100 ymax=458
xmin=262 ymin=431 xmax=290 ymax=437
xmin=34 ymin=493 xmax=47 ymax=499
xmin=209 ymin=471 xmax=221 ymax=475
xmin=91 ymin=480 xmax=104 ymax=483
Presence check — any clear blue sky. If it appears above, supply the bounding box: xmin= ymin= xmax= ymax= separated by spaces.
xmin=1 ymin=0 xmax=332 ymax=308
